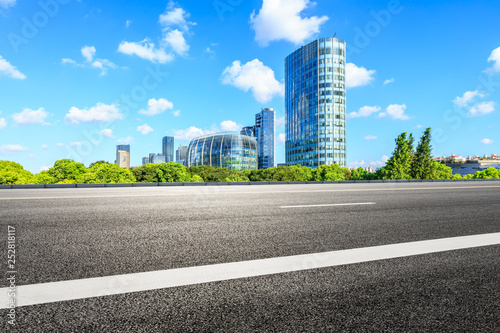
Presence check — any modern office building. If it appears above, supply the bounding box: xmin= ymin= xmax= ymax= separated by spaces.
xmin=142 ymin=157 xmax=150 ymax=165
xmin=150 ymin=154 xmax=167 ymax=164
xmin=186 ymin=132 xmax=258 ymax=171
xmin=285 ymin=37 xmax=347 ymax=167
xmin=240 ymin=126 xmax=255 ymax=137
xmin=255 ymin=108 xmax=275 ymax=169
xmin=176 ymin=145 xmax=188 ymax=164
xmin=115 ymin=144 xmax=130 ymax=166
xmin=162 ymin=136 xmax=175 ymax=163
xmin=117 ymin=150 xmax=130 ymax=169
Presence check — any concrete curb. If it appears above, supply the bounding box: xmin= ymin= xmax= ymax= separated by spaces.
xmin=2 ymin=178 xmax=500 ymax=189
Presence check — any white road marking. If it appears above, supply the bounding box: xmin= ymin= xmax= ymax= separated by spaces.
xmin=1 ymin=185 xmax=500 ymax=200
xmin=2 ymin=232 xmax=500 ymax=309
xmin=280 ymin=202 xmax=376 ymax=208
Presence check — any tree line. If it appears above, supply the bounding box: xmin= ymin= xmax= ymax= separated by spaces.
xmin=1 ymin=128 xmax=499 ymax=185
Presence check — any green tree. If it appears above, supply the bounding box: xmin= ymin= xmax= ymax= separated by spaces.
xmin=89 ymin=160 xmax=109 ymax=168
xmin=430 ymin=161 xmax=453 ymax=179
xmin=411 ymin=128 xmax=434 ymax=179
xmin=156 ymin=162 xmax=191 ymax=182
xmin=381 ymin=132 xmax=412 ymax=180
xmin=81 ymin=163 xmax=135 ymax=183
xmin=0 ymin=161 xmax=34 ymax=184
xmin=473 ymin=167 xmax=500 ymax=179
xmin=32 ymin=170 xmax=56 ymax=184
xmin=130 ymin=164 xmax=160 ymax=182
xmin=190 ymin=174 xmax=204 ymax=182
xmin=312 ymin=164 xmax=347 ymax=181
xmin=48 ymin=159 xmax=87 ymax=184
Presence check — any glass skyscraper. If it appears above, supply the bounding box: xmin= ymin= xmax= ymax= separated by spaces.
xmin=255 ymin=108 xmax=275 ymax=169
xmin=285 ymin=37 xmax=346 ymax=168
xmin=162 ymin=136 xmax=174 ymax=163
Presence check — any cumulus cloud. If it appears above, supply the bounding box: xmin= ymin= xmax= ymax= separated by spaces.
xmin=453 ymin=90 xmax=485 ymax=107
xmin=484 ymin=46 xmax=500 ymax=73
xmin=12 ymin=108 xmax=49 ymax=125
xmin=139 ymin=98 xmax=174 ymax=116
xmin=277 ymin=133 xmax=286 ymax=145
xmin=61 ymin=58 xmax=77 ymax=64
xmin=137 ymin=124 xmax=154 ymax=135
xmin=56 ymin=143 xmax=66 ymax=147
xmin=349 ymin=156 xmax=389 ymax=169
xmin=70 ymin=142 xmax=82 ymax=147
xmin=275 ymin=116 xmax=285 ymax=127
xmin=222 ymin=59 xmax=284 ymax=103
xmin=117 ymin=136 xmax=134 ymax=145
xmin=172 ymin=110 xmax=181 ymax=117
xmin=173 ymin=126 xmax=215 ymax=141
xmin=383 ymin=78 xmax=395 ymax=85
xmin=364 ymin=135 xmax=378 ymax=141
xmin=159 ymin=1 xmax=195 ymax=31
xmin=0 ymin=55 xmax=26 ymax=80
xmin=371 ymin=155 xmax=389 ymax=167
xmin=469 ymin=101 xmax=495 ymax=117
xmin=347 ymin=106 xmax=381 ymax=119
xmin=0 ymin=117 xmax=6 ymax=129
xmin=0 ymin=0 xmax=16 ymax=9
xmin=0 ymin=144 xmax=29 ymax=155
xmin=378 ymin=104 xmax=410 ymax=120
xmin=220 ymin=120 xmax=241 ymax=132
xmin=40 ymin=165 xmax=50 ymax=171
xmin=163 ymin=29 xmax=189 ymax=56
xmin=65 ymin=103 xmax=124 ymax=124
xmin=480 ymin=138 xmax=493 ymax=145
xmin=125 ymin=20 xmax=132 ymax=28
xmin=62 ymin=46 xmax=117 ymax=75
xmin=346 ymin=63 xmax=376 ymax=88
xmin=118 ymin=40 xmax=174 ymax=64
xmin=41 ymin=144 xmax=48 ymax=149
xmin=250 ymin=0 xmax=328 ymax=47
xmin=81 ymin=46 xmax=96 ymax=62
xmin=100 ymin=129 xmax=115 ymax=138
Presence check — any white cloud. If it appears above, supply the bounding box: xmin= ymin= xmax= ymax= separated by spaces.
xmin=139 ymin=98 xmax=174 ymax=116
xmin=250 ymin=0 xmax=328 ymax=47
xmin=0 ymin=144 xmax=29 ymax=155
xmin=172 ymin=110 xmax=181 ymax=117
xmin=65 ymin=103 xmax=124 ymax=124
xmin=347 ymin=106 xmax=381 ymax=119
xmin=348 ymin=160 xmax=366 ymax=169
xmin=469 ymin=101 xmax=495 ymax=117
xmin=484 ymin=46 xmax=500 ymax=73
xmin=414 ymin=124 xmax=423 ymax=129
xmin=125 ymin=20 xmax=132 ymax=28
xmin=159 ymin=1 xmax=195 ymax=31
xmin=220 ymin=120 xmax=241 ymax=132
xmin=61 ymin=58 xmax=77 ymax=64
xmin=117 ymin=136 xmax=134 ymax=145
xmin=0 ymin=0 xmax=16 ymax=9
xmin=0 ymin=55 xmax=26 ymax=80
xmin=41 ymin=144 xmax=48 ymax=149
xmin=70 ymin=142 xmax=82 ymax=147
xmin=100 ymin=129 xmax=115 ymax=138
xmin=222 ymin=59 xmax=284 ymax=103
xmin=349 ymin=156 xmax=389 ymax=169
xmin=0 ymin=117 xmax=6 ymax=129
xmin=275 ymin=116 xmax=285 ymax=127
xmin=364 ymin=135 xmax=378 ymax=141
xmin=12 ymin=108 xmax=49 ymax=125
xmin=346 ymin=63 xmax=376 ymax=88
xmin=40 ymin=165 xmax=50 ymax=171
xmin=137 ymin=124 xmax=154 ymax=135
xmin=163 ymin=29 xmax=189 ymax=56
xmin=56 ymin=143 xmax=66 ymax=148
xmin=277 ymin=133 xmax=286 ymax=145
xmin=81 ymin=45 xmax=96 ymax=62
xmin=383 ymin=78 xmax=395 ymax=85
xmin=378 ymin=104 xmax=410 ymax=120
xmin=480 ymin=138 xmax=494 ymax=145
xmin=173 ymin=126 xmax=214 ymax=141
xmin=118 ymin=40 xmax=174 ymax=64
xmin=453 ymin=90 xmax=485 ymax=107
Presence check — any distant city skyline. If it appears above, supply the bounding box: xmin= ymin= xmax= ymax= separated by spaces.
xmin=0 ymin=1 xmax=499 ymax=173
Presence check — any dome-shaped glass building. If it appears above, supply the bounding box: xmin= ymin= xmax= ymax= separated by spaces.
xmin=187 ymin=132 xmax=258 ymax=171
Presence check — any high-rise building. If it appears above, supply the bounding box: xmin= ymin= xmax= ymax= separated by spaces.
xmin=255 ymin=108 xmax=275 ymax=169
xmin=142 ymin=157 xmax=150 ymax=165
xmin=150 ymin=154 xmax=166 ymax=164
xmin=162 ymin=136 xmax=174 ymax=163
xmin=285 ymin=37 xmax=347 ymax=167
xmin=240 ymin=126 xmax=255 ymax=137
xmin=117 ymin=150 xmax=130 ymax=169
xmin=116 ymin=145 xmax=130 ymax=165
xmin=176 ymin=145 xmax=188 ymax=164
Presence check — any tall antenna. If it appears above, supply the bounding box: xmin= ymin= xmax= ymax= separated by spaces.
xmin=333 ymin=32 xmax=337 ymax=38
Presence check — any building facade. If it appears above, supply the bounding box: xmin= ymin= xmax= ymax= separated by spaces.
xmin=186 ymin=132 xmax=258 ymax=171
xmin=117 ymin=150 xmax=130 ymax=169
xmin=162 ymin=136 xmax=175 ymax=163
xmin=115 ymin=144 xmax=130 ymax=165
xmin=142 ymin=157 xmax=150 ymax=165
xmin=240 ymin=126 xmax=255 ymax=137
xmin=255 ymin=108 xmax=275 ymax=169
xmin=176 ymin=145 xmax=188 ymax=164
xmin=285 ymin=37 xmax=347 ymax=168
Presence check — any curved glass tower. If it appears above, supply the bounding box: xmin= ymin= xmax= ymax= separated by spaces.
xmin=186 ymin=133 xmax=258 ymax=171
xmin=285 ymin=37 xmax=346 ymax=167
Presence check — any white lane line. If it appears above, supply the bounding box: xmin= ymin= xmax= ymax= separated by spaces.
xmin=2 ymin=232 xmax=499 ymax=309
xmin=1 ymin=185 xmax=500 ymax=200
xmin=280 ymin=202 xmax=376 ymax=208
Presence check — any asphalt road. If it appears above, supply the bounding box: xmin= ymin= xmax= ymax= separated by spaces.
xmin=1 ymin=182 xmax=500 ymax=332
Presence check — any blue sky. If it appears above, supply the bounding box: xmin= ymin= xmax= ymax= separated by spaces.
xmin=1 ymin=0 xmax=499 ymax=173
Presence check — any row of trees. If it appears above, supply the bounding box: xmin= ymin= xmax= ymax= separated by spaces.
xmin=1 ymin=129 xmax=499 ymax=185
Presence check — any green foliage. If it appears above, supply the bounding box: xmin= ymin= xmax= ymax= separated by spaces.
xmin=156 ymin=162 xmax=191 ymax=182
xmin=473 ymin=167 xmax=500 ymax=179
xmin=89 ymin=160 xmax=109 ymax=168
xmin=130 ymin=164 xmax=160 ymax=183
xmin=187 ymin=165 xmax=233 ymax=182
xmin=350 ymin=167 xmax=379 ymax=180
xmin=190 ymin=174 xmax=204 ymax=182
xmin=48 ymin=159 xmax=87 ymax=184
xmin=381 ymin=132 xmax=413 ymax=180
xmin=81 ymin=163 xmax=136 ymax=183
xmin=312 ymin=164 xmax=348 ymax=181
xmin=33 ymin=170 xmax=56 ymax=184
xmin=430 ymin=161 xmax=453 ymax=179
xmin=411 ymin=128 xmax=434 ymax=179
xmin=0 ymin=160 xmax=34 ymax=184
xmin=224 ymin=172 xmax=250 ymax=182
